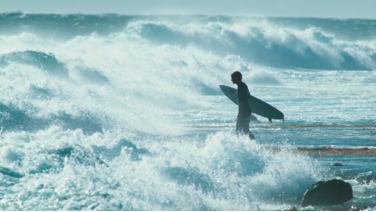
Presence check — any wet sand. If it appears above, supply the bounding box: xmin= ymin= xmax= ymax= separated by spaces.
xmin=184 ymin=124 xmax=376 ymax=155
xmin=185 ymin=124 xmax=376 ymax=129
xmin=296 ymin=146 xmax=376 ymax=154
xmin=265 ymin=146 xmax=376 ymax=155
xmin=259 ymin=124 xmax=376 ymax=129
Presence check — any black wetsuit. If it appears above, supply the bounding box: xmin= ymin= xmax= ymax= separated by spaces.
xmin=236 ymin=81 xmax=255 ymax=140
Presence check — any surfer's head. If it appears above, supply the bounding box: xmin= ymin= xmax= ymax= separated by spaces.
xmin=231 ymin=71 xmax=242 ymax=84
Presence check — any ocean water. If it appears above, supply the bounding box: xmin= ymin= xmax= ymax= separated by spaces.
xmin=0 ymin=12 xmax=375 ymax=210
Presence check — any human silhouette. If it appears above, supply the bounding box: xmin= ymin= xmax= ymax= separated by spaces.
xmin=231 ymin=71 xmax=255 ymax=140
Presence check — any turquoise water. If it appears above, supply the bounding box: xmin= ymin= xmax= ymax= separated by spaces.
xmin=0 ymin=13 xmax=375 ymax=210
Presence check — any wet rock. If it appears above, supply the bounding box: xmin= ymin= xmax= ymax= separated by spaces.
xmin=301 ymin=179 xmax=353 ymax=207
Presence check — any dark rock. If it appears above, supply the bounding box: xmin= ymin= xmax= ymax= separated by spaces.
xmin=301 ymin=179 xmax=353 ymax=207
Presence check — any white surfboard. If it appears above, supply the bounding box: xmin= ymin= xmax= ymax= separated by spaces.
xmin=219 ymin=85 xmax=284 ymax=122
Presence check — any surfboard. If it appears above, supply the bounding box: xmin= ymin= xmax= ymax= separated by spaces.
xmin=219 ymin=85 xmax=284 ymax=122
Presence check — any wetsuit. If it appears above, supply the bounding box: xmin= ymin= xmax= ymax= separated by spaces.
xmin=236 ymin=81 xmax=255 ymax=140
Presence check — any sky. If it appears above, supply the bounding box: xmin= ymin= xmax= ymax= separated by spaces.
xmin=1 ymin=0 xmax=376 ymax=19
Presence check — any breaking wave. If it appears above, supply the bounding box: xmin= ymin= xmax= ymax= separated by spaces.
xmin=0 ymin=12 xmax=374 ymax=210
xmin=1 ymin=13 xmax=375 ymax=70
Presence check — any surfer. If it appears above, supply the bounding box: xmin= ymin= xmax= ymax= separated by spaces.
xmin=231 ymin=71 xmax=256 ymax=140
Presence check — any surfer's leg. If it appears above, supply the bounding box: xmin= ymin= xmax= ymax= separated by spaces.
xmin=248 ymin=120 xmax=256 ymax=140
xmin=236 ymin=119 xmax=240 ymax=133
xmin=236 ymin=116 xmax=255 ymax=140
xmin=248 ymin=130 xmax=255 ymax=140
xmin=236 ymin=116 xmax=246 ymax=137
xmin=236 ymin=118 xmax=242 ymax=136
xmin=242 ymin=117 xmax=255 ymax=140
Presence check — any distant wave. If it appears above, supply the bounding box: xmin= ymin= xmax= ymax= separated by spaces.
xmin=133 ymin=21 xmax=376 ymax=70
xmin=1 ymin=13 xmax=375 ymax=70
xmin=1 ymin=13 xmax=375 ymax=211
xmin=0 ymin=12 xmax=134 ymax=40
xmin=0 ymin=14 xmax=375 ymax=135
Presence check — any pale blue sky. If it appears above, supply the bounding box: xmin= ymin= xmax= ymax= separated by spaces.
xmin=1 ymin=0 xmax=376 ymax=19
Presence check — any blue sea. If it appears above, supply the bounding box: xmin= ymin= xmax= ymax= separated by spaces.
xmin=0 ymin=12 xmax=375 ymax=210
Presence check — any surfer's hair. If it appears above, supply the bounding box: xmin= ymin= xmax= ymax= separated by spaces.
xmin=231 ymin=71 xmax=242 ymax=80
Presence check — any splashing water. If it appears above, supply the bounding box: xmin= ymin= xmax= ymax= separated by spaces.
xmin=0 ymin=13 xmax=375 ymax=210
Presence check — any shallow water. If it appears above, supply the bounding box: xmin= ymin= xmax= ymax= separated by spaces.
xmin=0 ymin=13 xmax=375 ymax=210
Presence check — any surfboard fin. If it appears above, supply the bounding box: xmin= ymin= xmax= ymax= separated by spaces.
xmin=268 ymin=118 xmax=272 ymax=122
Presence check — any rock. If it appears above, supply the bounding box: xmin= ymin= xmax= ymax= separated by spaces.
xmin=301 ymin=179 xmax=353 ymax=207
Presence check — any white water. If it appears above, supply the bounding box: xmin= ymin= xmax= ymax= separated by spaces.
xmin=0 ymin=14 xmax=376 ymax=210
